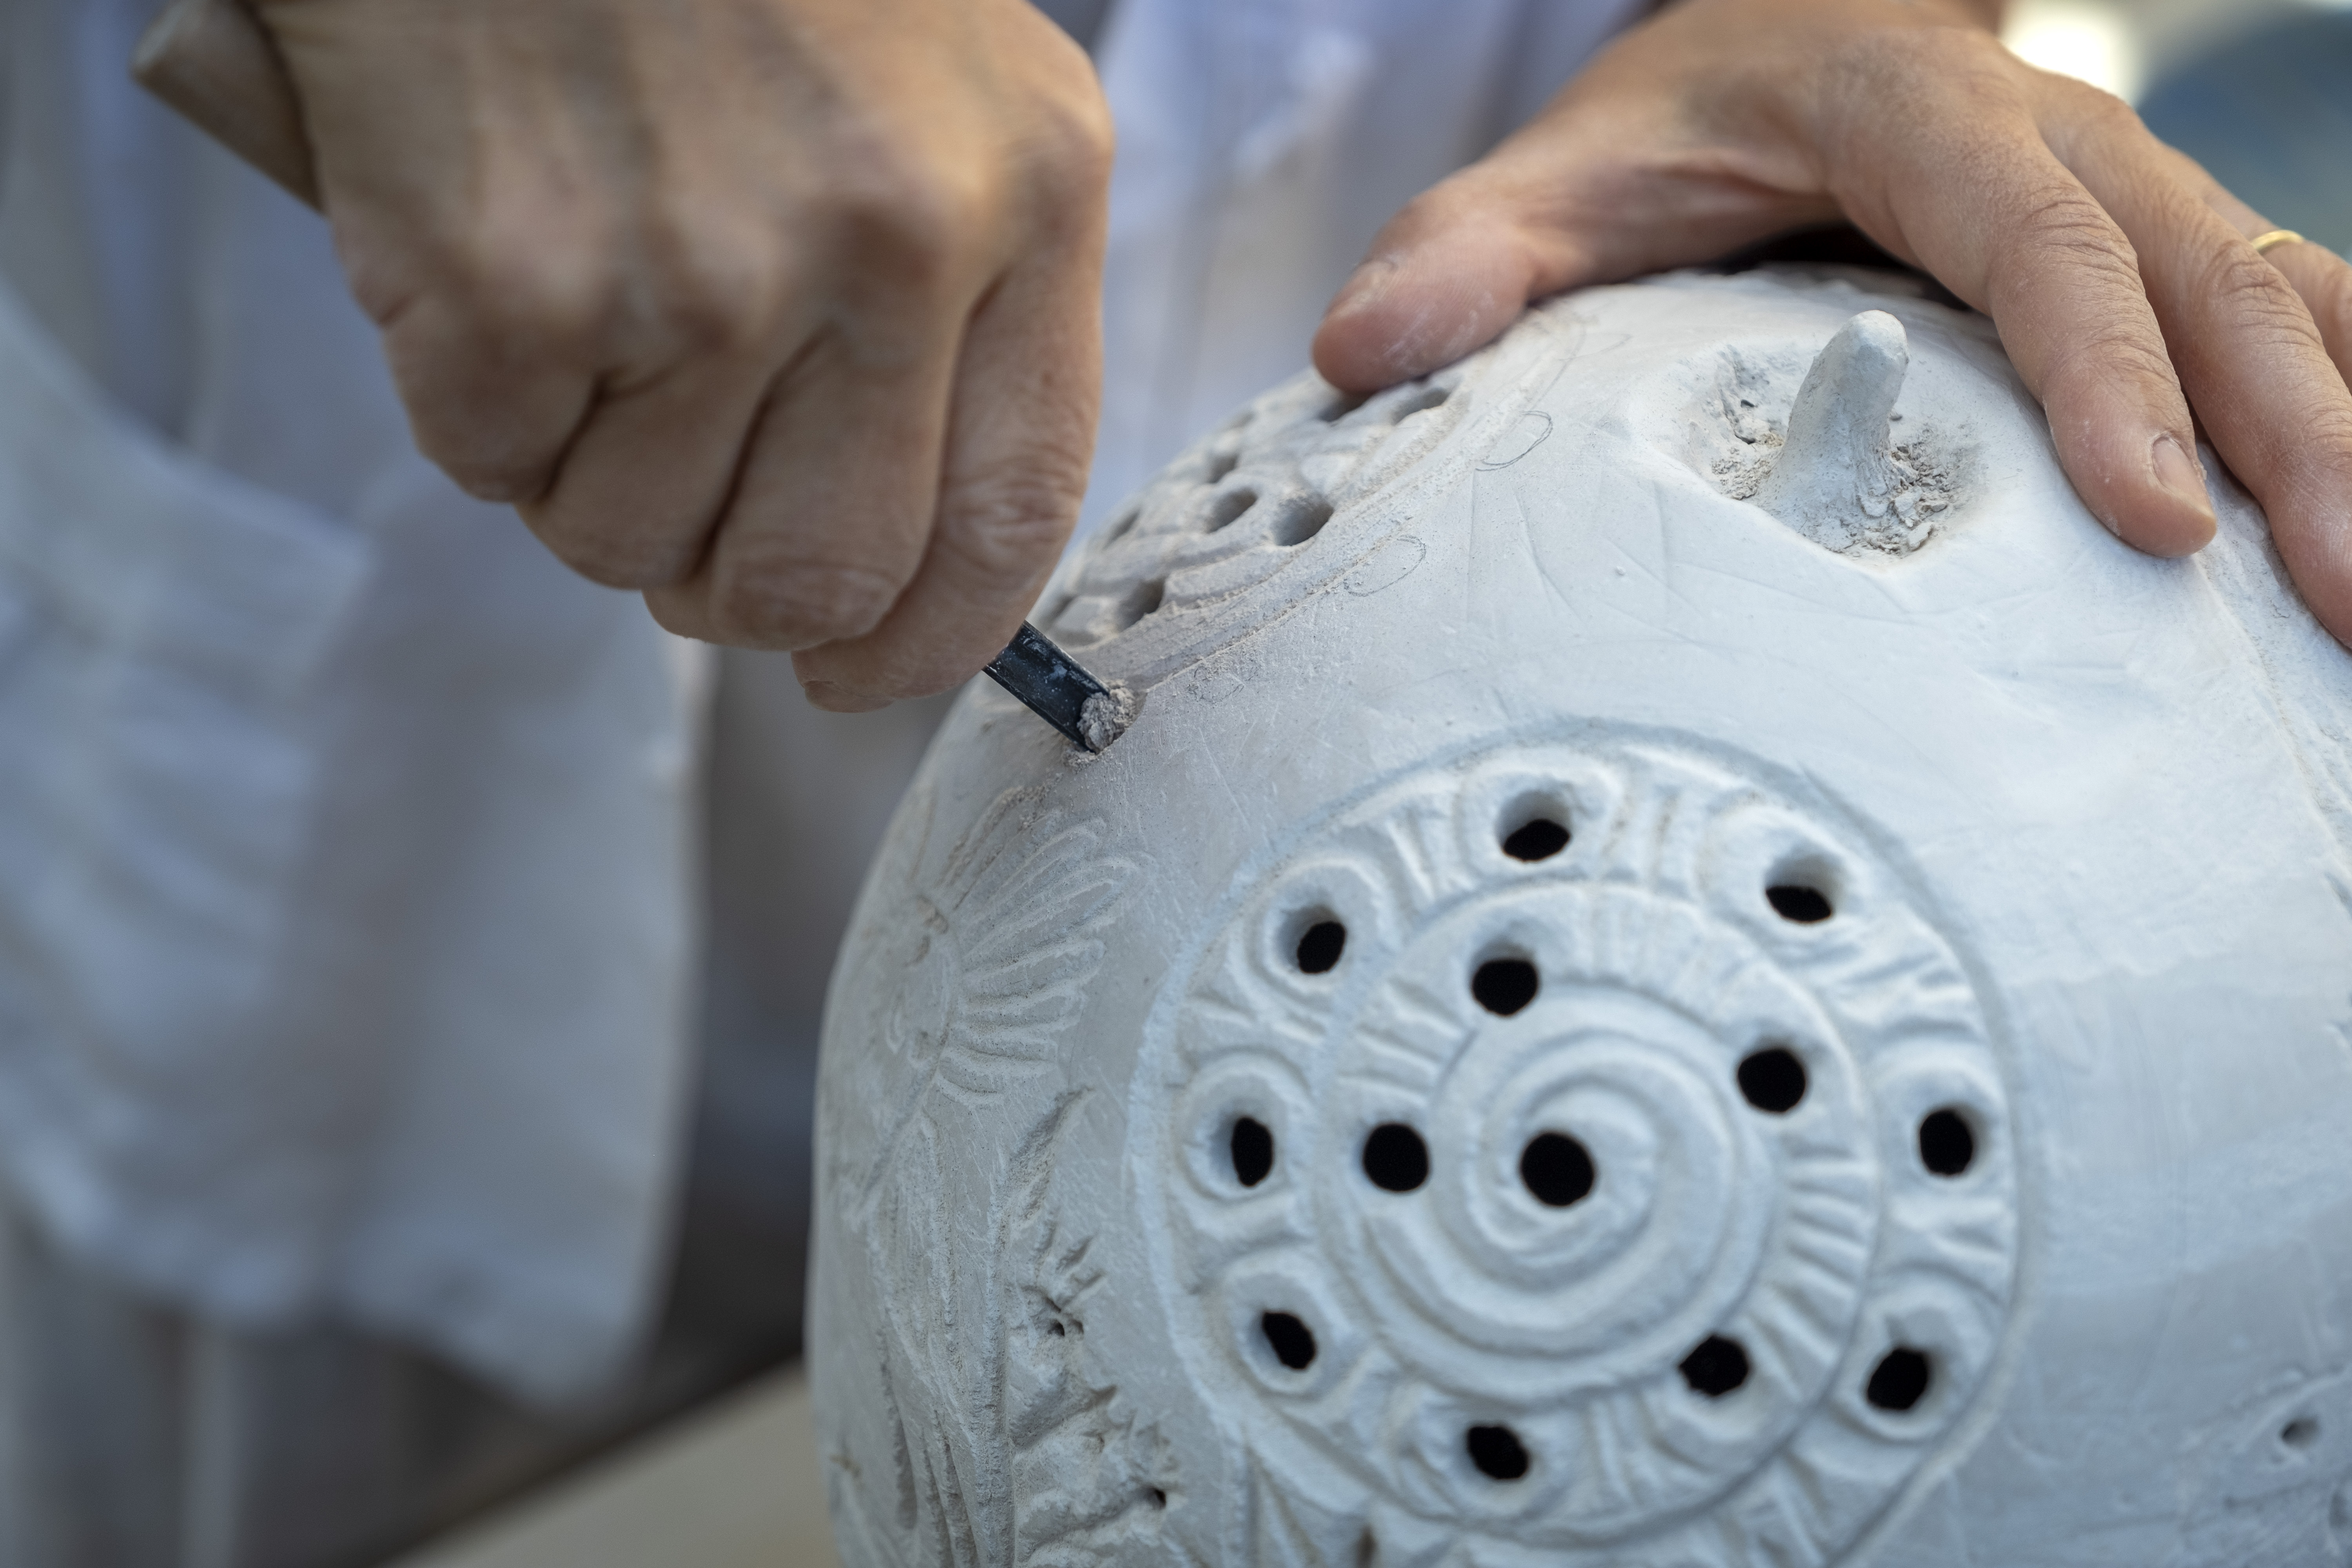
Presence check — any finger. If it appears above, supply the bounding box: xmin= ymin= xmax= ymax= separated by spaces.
xmin=1826 ymin=61 xmax=2215 ymax=557
xmin=375 ymin=281 xmax=599 ymax=506
xmin=1310 ymin=175 xmax=1564 ymax=395
xmin=512 ymin=202 xmax=809 ymax=587
xmin=517 ymin=349 xmax=778 ymax=589
xmin=1311 ymin=105 xmax=1831 ymax=393
xmin=790 ymin=220 xmax=1103 ymax=708
xmin=2267 ymin=239 xmax=2352 ymax=393
xmin=2141 ymin=145 xmax=2352 ymax=387
xmin=2046 ymin=95 xmax=2352 ymax=635
xmin=642 ymin=298 xmax=964 ymax=651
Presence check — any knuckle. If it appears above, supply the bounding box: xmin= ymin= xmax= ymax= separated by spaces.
xmin=938 ymin=470 xmax=1081 ymax=589
xmin=436 ymin=230 xmax=613 ymax=348
xmin=2197 ymin=245 xmax=2310 ymax=337
xmin=822 ymin=138 xmax=992 ymax=290
xmin=709 ymin=552 xmax=903 ymax=646
xmin=1995 ymin=187 xmax=2143 ymax=290
xmin=633 ymin=211 xmax=788 ymax=355
xmin=1023 ymin=89 xmax=1116 ymax=198
xmin=2045 ymin=321 xmax=2177 ymax=404
xmin=1828 ymin=24 xmax=2008 ymax=98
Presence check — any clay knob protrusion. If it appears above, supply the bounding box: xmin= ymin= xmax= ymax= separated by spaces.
xmin=1753 ymin=311 xmax=1909 ymax=532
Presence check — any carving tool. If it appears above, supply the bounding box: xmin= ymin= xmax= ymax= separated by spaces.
xmin=132 ymin=0 xmax=1125 ymax=753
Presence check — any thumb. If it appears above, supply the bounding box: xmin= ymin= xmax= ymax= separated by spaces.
xmin=1310 ymin=96 xmax=1837 ymax=394
xmin=1311 ymin=186 xmax=1566 ymax=394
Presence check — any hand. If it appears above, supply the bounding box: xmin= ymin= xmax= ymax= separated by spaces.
xmin=1312 ymin=0 xmax=2352 ymax=645
xmin=254 ymin=0 xmax=1113 ymax=706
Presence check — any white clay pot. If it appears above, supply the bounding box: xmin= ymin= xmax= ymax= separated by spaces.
xmin=810 ymin=267 xmax=2352 ymax=1568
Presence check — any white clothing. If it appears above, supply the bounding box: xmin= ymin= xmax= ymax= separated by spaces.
xmin=1087 ymin=0 xmax=1648 ymax=529
xmin=0 ymin=0 xmax=1636 ymax=1413
xmin=0 ymin=0 xmax=700 ymax=1404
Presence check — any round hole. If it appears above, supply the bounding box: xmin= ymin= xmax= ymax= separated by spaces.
xmin=1866 ymin=1347 xmax=1933 ymax=1412
xmin=1149 ymin=1486 xmax=1168 ymax=1509
xmin=1202 ymin=450 xmax=1239 ymax=483
xmin=1766 ymin=884 xmax=1834 ymax=923
xmin=1203 ymin=487 xmax=1259 ymax=532
xmin=1518 ymin=1132 xmax=1595 ymax=1208
xmin=1917 ymin=1108 xmax=1975 ymax=1177
xmin=1500 ymin=817 xmax=1570 ymax=862
xmin=1465 ymin=1424 xmax=1528 ymax=1481
xmin=1111 ymin=577 xmax=1165 ymax=632
xmin=1259 ymin=1311 xmax=1316 ymax=1370
xmin=1229 ymin=1117 xmax=1274 ymax=1188
xmin=1100 ymin=506 xmax=1141 ymax=542
xmin=2283 ymin=1416 xmax=2321 ymax=1450
xmin=1471 ymin=957 xmax=1539 ymax=1016
xmin=1272 ymin=496 xmax=1334 ymax=547
xmin=1294 ymin=919 xmax=1347 ymax=974
xmin=1679 ymin=1335 xmax=1751 ymax=1398
xmin=1361 ymin=1123 xmax=1429 ymax=1192
xmin=1737 ymin=1047 xmax=1808 ymax=1114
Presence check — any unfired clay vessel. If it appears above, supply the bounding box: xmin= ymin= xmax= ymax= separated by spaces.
xmin=810 ymin=267 xmax=2352 ymax=1567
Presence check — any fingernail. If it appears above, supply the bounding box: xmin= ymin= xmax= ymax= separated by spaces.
xmin=2151 ymin=434 xmax=2214 ymax=519
xmin=1327 ymin=257 xmax=1398 ymax=318
xmin=800 ymin=678 xmax=885 ymax=713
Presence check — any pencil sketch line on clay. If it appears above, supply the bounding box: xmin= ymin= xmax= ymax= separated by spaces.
xmin=1033 ymin=312 xmax=1570 ymax=686
xmin=1136 ymin=736 xmax=2017 ymax=1564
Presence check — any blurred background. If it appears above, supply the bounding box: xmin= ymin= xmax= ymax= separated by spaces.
xmin=0 ymin=1 xmax=2343 ymax=1566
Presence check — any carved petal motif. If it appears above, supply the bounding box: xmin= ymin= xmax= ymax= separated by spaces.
xmin=1136 ymin=735 xmax=2019 ymax=1566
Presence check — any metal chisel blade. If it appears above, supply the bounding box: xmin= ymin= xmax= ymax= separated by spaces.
xmin=985 ymin=622 xmax=1126 ymax=753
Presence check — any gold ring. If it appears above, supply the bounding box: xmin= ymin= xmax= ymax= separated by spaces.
xmin=2250 ymin=228 xmax=2307 ymax=256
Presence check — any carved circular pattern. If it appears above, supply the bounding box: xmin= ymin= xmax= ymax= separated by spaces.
xmin=1029 ymin=309 xmax=1572 ymax=688
xmin=1136 ymin=736 xmax=2018 ymax=1563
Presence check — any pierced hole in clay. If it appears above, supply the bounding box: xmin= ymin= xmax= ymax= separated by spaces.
xmin=1918 ymin=1108 xmax=1976 ymax=1177
xmin=1519 ymin=1131 xmax=1595 ymax=1207
xmin=2283 ymin=1416 xmax=2322 ymax=1450
xmin=1737 ymin=1047 xmax=1808 ymax=1114
xmin=1203 ymin=487 xmax=1259 ymax=533
xmin=1361 ymin=1123 xmax=1429 ymax=1192
xmin=1294 ymin=918 xmax=1347 ymax=974
xmin=1765 ymin=883 xmax=1834 ymax=923
xmin=1111 ymin=577 xmax=1165 ymax=632
xmin=1272 ymin=496 xmax=1335 ymax=547
xmin=1100 ymin=506 xmax=1141 ymax=543
xmin=1203 ymin=449 xmax=1239 ymax=483
xmin=1471 ymin=956 xmax=1539 ymax=1016
xmin=1229 ymin=1117 xmax=1275 ymax=1188
xmin=1318 ymin=391 xmax=1369 ymax=423
xmin=1501 ymin=817 xmax=1570 ymax=862
xmin=1465 ymin=1424 xmax=1530 ymax=1481
xmin=1680 ymin=1335 xmax=1751 ymax=1398
xmin=1354 ymin=1529 xmax=1377 ymax=1568
xmin=1866 ymin=1347 xmax=1933 ymax=1413
xmin=1149 ymin=1486 xmax=1168 ymax=1509
xmin=1259 ymin=1311 xmax=1317 ymax=1370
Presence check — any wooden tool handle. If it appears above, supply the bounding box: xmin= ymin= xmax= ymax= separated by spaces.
xmin=132 ymin=0 xmax=322 ymax=211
